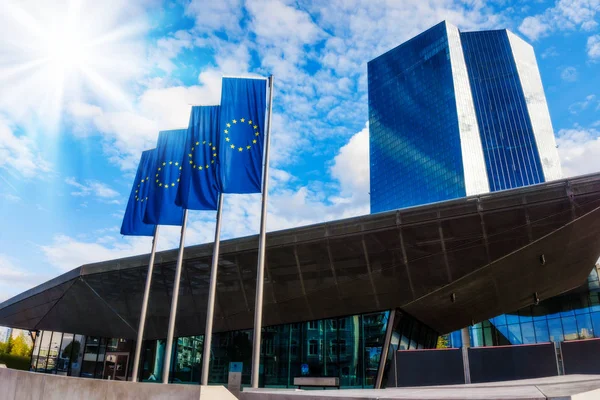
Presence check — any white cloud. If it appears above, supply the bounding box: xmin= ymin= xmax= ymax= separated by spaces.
xmin=588 ymin=35 xmax=600 ymax=60
xmin=569 ymin=94 xmax=600 ymax=114
xmin=185 ymin=0 xmax=243 ymax=35
xmin=330 ymin=123 xmax=370 ymax=203
xmin=518 ymin=0 xmax=600 ymax=41
xmin=41 ymin=234 xmax=152 ymax=272
xmin=65 ymin=177 xmax=119 ymax=198
xmin=1 ymin=193 xmax=21 ymax=202
xmin=149 ymin=30 xmax=194 ymax=74
xmin=541 ymin=46 xmax=559 ymax=58
xmin=66 ymin=83 xmax=215 ymax=171
xmin=39 ymin=220 xmax=217 ymax=272
xmin=560 ymin=66 xmax=578 ymax=82
xmin=556 ymin=126 xmax=600 ymax=177
xmin=519 ymin=16 xmax=550 ymax=40
xmin=0 ymin=254 xmax=49 ymax=302
xmin=0 ymin=116 xmax=51 ymax=178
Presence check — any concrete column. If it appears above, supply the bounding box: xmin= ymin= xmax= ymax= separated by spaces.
xmin=461 ymin=327 xmax=471 ymax=384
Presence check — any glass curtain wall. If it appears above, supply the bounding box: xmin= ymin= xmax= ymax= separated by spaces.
xmin=35 ymin=331 xmax=52 ymax=372
xmin=444 ymin=270 xmax=600 ymax=348
xmin=69 ymin=335 xmax=85 ymax=377
xmin=56 ymin=333 xmax=73 ymax=375
xmin=46 ymin=331 xmax=62 ymax=373
xmin=136 ymin=311 xmax=392 ymax=388
xmin=28 ymin=310 xmax=436 ymax=387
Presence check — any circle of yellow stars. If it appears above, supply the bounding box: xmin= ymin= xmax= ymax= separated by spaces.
xmin=134 ymin=178 xmax=149 ymax=202
xmin=188 ymin=141 xmax=217 ymax=171
xmin=155 ymin=161 xmax=182 ymax=190
xmin=223 ymin=117 xmax=260 ymax=152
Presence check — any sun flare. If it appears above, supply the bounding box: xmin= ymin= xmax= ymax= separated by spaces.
xmin=45 ymin=25 xmax=90 ymax=71
xmin=0 ymin=0 xmax=148 ymax=130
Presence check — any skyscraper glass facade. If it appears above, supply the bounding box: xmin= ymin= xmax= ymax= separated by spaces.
xmin=461 ymin=30 xmax=545 ymax=191
xmin=368 ymin=21 xmax=561 ymax=213
xmin=368 ymin=22 xmax=467 ymax=212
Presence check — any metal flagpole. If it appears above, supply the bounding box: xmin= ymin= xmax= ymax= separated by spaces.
xmin=251 ymin=75 xmax=274 ymax=388
xmin=201 ymin=193 xmax=224 ymax=385
xmin=131 ymin=226 xmax=160 ymax=382
xmin=161 ymin=209 xmax=189 ymax=384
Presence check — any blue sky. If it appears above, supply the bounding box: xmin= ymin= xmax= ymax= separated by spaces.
xmin=0 ymin=0 xmax=599 ymax=302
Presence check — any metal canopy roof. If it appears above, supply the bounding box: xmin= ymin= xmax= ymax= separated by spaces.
xmin=2 ymin=173 xmax=600 ymax=339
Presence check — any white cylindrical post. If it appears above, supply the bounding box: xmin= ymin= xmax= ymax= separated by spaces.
xmin=201 ymin=193 xmax=224 ymax=385
xmin=250 ymin=75 xmax=274 ymax=388
xmin=161 ymin=209 xmax=189 ymax=384
xmin=461 ymin=327 xmax=471 ymax=384
xmin=132 ymin=226 xmax=159 ymax=382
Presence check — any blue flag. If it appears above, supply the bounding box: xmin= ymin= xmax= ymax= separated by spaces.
xmin=175 ymin=106 xmax=220 ymax=210
xmin=217 ymin=77 xmax=267 ymax=193
xmin=143 ymin=129 xmax=186 ymax=225
xmin=121 ymin=150 xmax=157 ymax=236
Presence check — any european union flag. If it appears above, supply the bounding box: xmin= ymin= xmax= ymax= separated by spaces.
xmin=121 ymin=150 xmax=157 ymax=236
xmin=143 ymin=129 xmax=186 ymax=225
xmin=217 ymin=77 xmax=267 ymax=193
xmin=175 ymin=106 xmax=220 ymax=210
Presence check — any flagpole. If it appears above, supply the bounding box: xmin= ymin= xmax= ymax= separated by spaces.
xmin=131 ymin=225 xmax=160 ymax=382
xmin=251 ymin=75 xmax=274 ymax=388
xmin=201 ymin=193 xmax=224 ymax=385
xmin=161 ymin=209 xmax=189 ymax=384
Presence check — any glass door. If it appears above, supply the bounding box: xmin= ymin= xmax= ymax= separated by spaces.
xmin=103 ymin=352 xmax=130 ymax=381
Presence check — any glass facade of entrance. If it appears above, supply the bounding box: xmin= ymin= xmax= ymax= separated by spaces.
xmin=444 ymin=267 xmax=600 ymax=348
xmin=29 ymin=310 xmax=437 ymax=388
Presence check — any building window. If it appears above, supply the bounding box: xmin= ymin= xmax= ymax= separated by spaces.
xmin=330 ymin=319 xmax=346 ymax=330
xmin=308 ymin=321 xmax=319 ymax=330
xmin=290 ymin=340 xmax=298 ymax=357
xmin=329 ymin=339 xmax=346 ymax=356
xmin=309 ymin=340 xmax=319 ymax=356
xmin=262 ymin=338 xmax=273 ymax=355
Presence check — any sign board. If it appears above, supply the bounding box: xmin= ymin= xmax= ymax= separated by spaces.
xmin=228 ymin=362 xmax=243 ymax=398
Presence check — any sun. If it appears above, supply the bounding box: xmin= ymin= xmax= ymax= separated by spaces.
xmin=0 ymin=0 xmax=149 ymax=131
xmin=45 ymin=25 xmax=90 ymax=71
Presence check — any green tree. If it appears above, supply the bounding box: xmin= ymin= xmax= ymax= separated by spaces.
xmin=10 ymin=333 xmax=31 ymax=357
xmin=436 ymin=334 xmax=450 ymax=349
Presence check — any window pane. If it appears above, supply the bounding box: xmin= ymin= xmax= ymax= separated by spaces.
xmin=36 ymin=331 xmax=53 ymax=372
xmin=94 ymin=338 xmax=107 ymax=379
xmin=521 ymin=323 xmax=535 ymax=344
xmin=81 ymin=337 xmax=100 ymax=378
xmin=576 ymin=314 xmax=594 ymax=339
xmin=534 ymin=321 xmax=549 ymax=342
xmin=562 ymin=316 xmax=578 ymax=341
xmin=173 ymin=335 xmax=203 ymax=384
xmin=548 ymin=318 xmax=564 ymax=342
xmin=339 ymin=316 xmax=361 ymax=388
xmin=30 ymin=331 xmax=43 ymax=371
xmin=57 ymin=333 xmax=73 ymax=376
xmin=592 ymin=312 xmax=600 ymax=338
xmin=69 ymin=335 xmax=85 ymax=377
xmin=508 ymin=324 xmax=522 ymax=344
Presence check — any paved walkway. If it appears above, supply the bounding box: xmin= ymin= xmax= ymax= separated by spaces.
xmin=241 ymin=375 xmax=600 ymax=400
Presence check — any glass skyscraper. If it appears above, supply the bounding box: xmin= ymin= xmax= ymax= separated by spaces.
xmin=368 ymin=21 xmax=562 ymax=213
xmin=368 ymin=22 xmax=600 ymax=351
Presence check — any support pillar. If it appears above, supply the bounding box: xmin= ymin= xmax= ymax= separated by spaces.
xmin=461 ymin=327 xmax=471 ymax=384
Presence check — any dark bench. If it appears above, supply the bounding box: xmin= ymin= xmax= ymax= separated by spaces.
xmin=293 ymin=376 xmax=340 ymax=389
